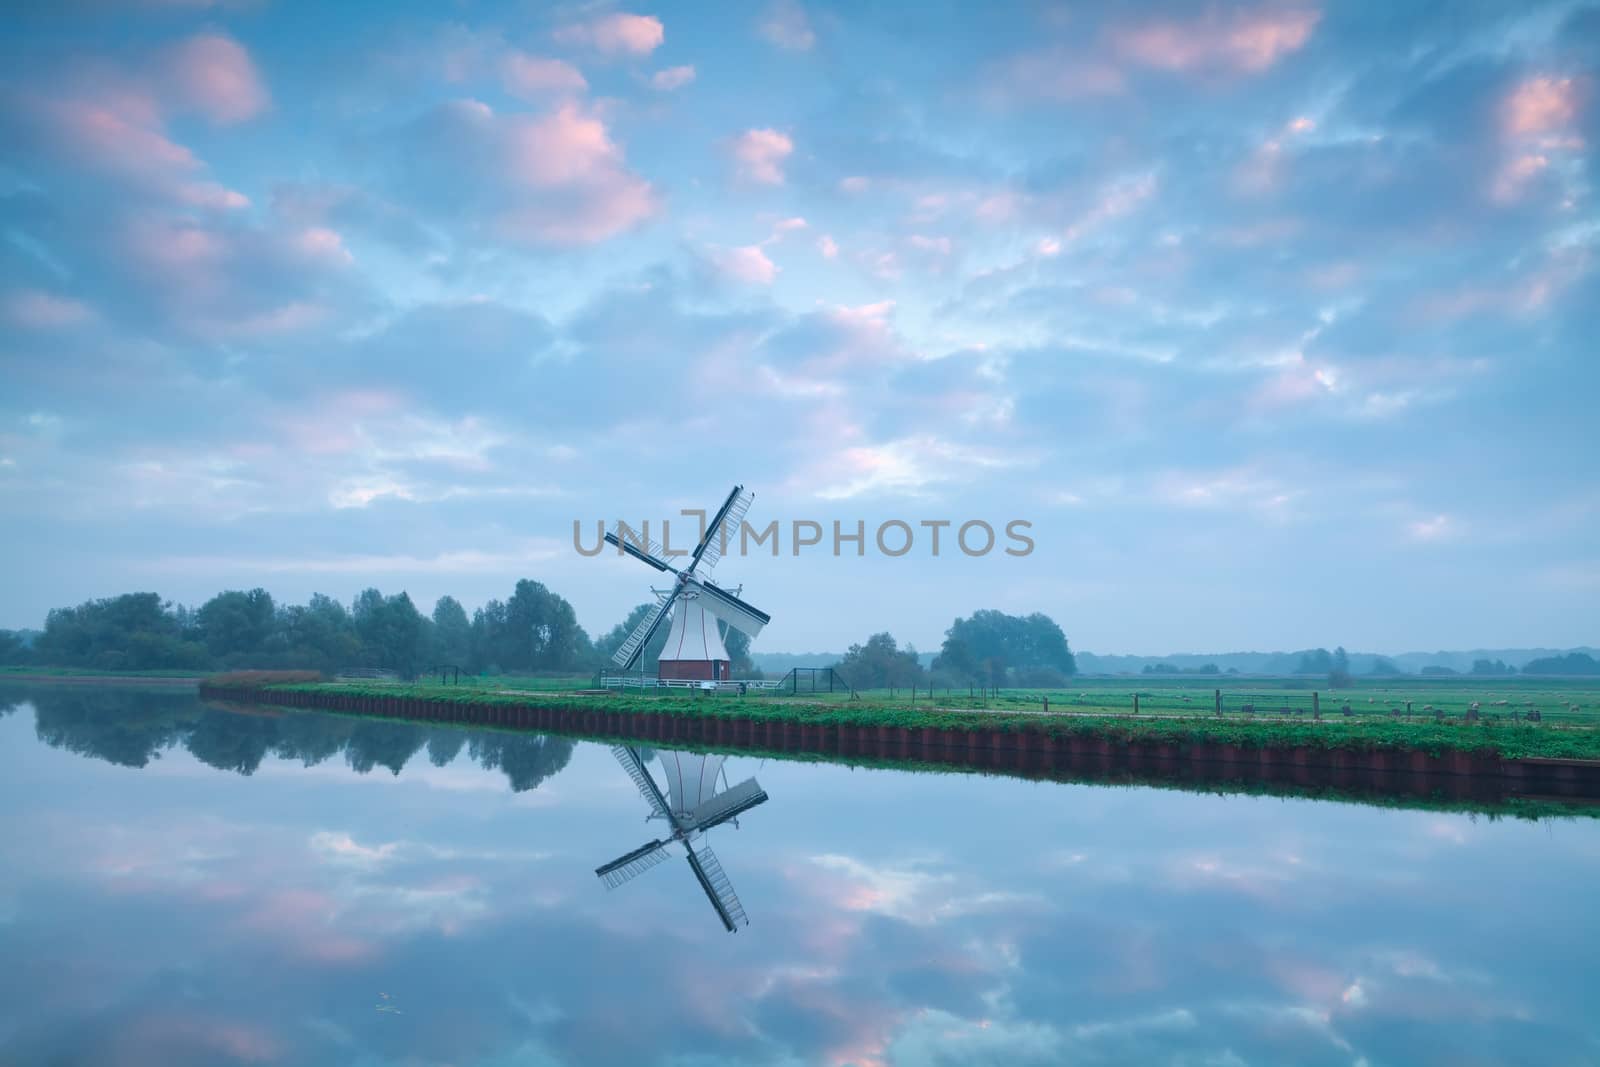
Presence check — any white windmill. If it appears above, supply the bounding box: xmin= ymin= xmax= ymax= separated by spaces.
xmin=596 ymin=746 xmax=768 ymax=932
xmin=606 ymin=485 xmax=770 ymax=683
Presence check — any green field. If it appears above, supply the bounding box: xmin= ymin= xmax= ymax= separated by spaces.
xmin=217 ymin=673 xmax=1600 ymax=761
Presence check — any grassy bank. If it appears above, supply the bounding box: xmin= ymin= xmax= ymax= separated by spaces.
xmin=229 ymin=679 xmax=1600 ymax=761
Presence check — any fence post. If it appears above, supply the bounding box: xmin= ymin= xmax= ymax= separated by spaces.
xmin=1133 ymin=692 xmax=1140 ymax=715
xmin=1313 ymin=692 xmax=1320 ymax=717
xmin=1214 ymin=688 xmax=1221 ymax=716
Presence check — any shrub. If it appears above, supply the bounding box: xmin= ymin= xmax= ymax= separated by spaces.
xmin=205 ymin=670 xmax=324 ymax=687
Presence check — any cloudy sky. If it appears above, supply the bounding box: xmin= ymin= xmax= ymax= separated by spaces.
xmin=2 ymin=0 xmax=1596 ymax=654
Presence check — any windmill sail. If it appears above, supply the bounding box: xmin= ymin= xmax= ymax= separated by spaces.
xmin=685 ymin=777 xmax=767 ymax=832
xmin=596 ymin=838 xmax=675 ymax=888
xmin=691 ymin=486 xmax=753 ymax=575
xmin=611 ymin=746 xmax=672 ymax=817
xmin=684 ymin=577 xmax=770 ymax=639
xmin=612 ymin=593 xmax=674 ymax=669
xmin=605 ymin=528 xmax=675 ymax=573
xmin=685 ymin=844 xmax=748 ymax=932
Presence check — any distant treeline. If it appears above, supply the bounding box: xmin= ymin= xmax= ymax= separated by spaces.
xmin=1132 ymin=649 xmax=1599 ymax=678
xmin=1078 ymin=646 xmax=1600 ymax=676
xmin=3 ymin=589 xmax=1594 ymax=682
xmin=0 ymin=583 xmax=720 ymax=677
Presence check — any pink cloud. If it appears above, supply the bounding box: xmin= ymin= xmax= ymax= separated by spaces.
xmin=1111 ymin=7 xmax=1320 ymax=74
xmin=650 ymin=64 xmax=697 ymax=91
xmin=731 ymin=127 xmax=793 ymax=184
xmin=711 ymin=243 xmax=779 ymax=284
xmin=502 ymin=52 xmax=587 ymax=97
xmin=759 ymin=0 xmax=816 ymax=51
xmin=817 ymin=233 xmax=839 ymax=258
xmin=47 ymin=95 xmax=198 ymax=175
xmin=1490 ymin=152 xmax=1550 ymax=202
xmin=554 ymin=12 xmax=664 ymax=56
xmin=167 ymin=32 xmax=270 ymax=124
xmin=11 ymin=73 xmax=251 ymax=215
xmin=3 ymin=289 xmax=94 ymax=329
xmin=998 ymin=48 xmax=1126 ymax=101
xmin=498 ymin=101 xmax=658 ymax=242
xmin=294 ymin=226 xmax=353 ymax=265
xmin=176 ymin=179 xmax=251 ymax=210
xmin=1502 ymin=75 xmax=1579 ymax=138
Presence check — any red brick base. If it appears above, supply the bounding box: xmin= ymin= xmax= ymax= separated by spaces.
xmin=658 ymin=659 xmax=730 ymax=681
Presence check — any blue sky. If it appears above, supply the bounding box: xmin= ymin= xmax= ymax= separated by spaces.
xmin=2 ymin=0 xmax=1596 ymax=653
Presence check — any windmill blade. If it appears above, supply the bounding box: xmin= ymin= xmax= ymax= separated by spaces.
xmin=604 ymin=529 xmax=676 ymax=573
xmin=686 ymin=485 xmax=742 ymax=573
xmin=611 ymin=745 xmax=673 ymax=819
xmin=691 ymin=486 xmax=752 ymax=576
xmin=684 ymin=843 xmax=749 ymax=932
xmin=612 ymin=593 xmax=674 ymax=669
xmin=685 ymin=777 xmax=768 ymax=833
xmin=684 ymin=577 xmax=770 ymax=639
xmin=595 ymin=839 xmax=673 ymax=888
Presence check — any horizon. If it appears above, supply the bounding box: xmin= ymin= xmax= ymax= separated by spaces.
xmin=4 ymin=2 xmax=1597 ymax=652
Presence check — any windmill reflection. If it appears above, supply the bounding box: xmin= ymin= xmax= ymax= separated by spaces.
xmin=596 ymin=746 xmax=768 ymax=932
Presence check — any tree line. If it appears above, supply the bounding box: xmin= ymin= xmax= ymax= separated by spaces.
xmin=0 ymin=582 xmax=719 ymax=677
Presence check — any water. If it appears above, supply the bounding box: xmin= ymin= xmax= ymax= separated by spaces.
xmin=2 ymin=684 xmax=1598 ymax=1067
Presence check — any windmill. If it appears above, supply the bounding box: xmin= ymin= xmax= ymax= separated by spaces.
xmin=606 ymin=485 xmax=770 ymax=683
xmin=596 ymin=746 xmax=768 ymax=932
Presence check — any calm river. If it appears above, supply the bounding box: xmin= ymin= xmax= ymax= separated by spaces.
xmin=2 ymin=684 xmax=1597 ymax=1066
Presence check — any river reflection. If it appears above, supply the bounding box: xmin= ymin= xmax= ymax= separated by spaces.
xmin=2 ymin=684 xmax=1599 ymax=1066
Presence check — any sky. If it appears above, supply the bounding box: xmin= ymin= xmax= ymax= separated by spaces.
xmin=1 ymin=0 xmax=1597 ymax=654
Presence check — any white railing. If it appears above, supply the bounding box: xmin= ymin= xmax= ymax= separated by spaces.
xmin=600 ymin=674 xmax=788 ymax=692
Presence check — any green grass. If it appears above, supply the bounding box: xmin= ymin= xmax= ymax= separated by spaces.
xmin=217 ymin=676 xmax=1600 ymax=761
xmin=215 ymin=689 xmax=1600 ymax=822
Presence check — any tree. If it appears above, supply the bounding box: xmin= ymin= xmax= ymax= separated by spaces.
xmin=196 ymin=589 xmax=277 ymax=662
xmin=0 ymin=630 xmax=29 ymax=666
xmin=932 ymin=610 xmax=1076 ymax=685
xmin=1471 ymin=658 xmax=1515 ymax=676
xmin=1368 ymin=656 xmax=1401 ymax=676
xmin=275 ymin=593 xmax=361 ymax=671
xmin=352 ymin=588 xmax=428 ymax=675
xmin=431 ymin=596 xmax=472 ymax=667
xmin=1295 ymin=648 xmax=1333 ymax=675
xmin=34 ymin=593 xmax=206 ymax=670
xmin=1328 ymin=646 xmax=1353 ymax=689
xmin=1522 ymin=652 xmax=1600 ymax=676
xmin=470 ymin=581 xmax=588 ymax=673
xmin=835 ymin=633 xmax=924 ymax=689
